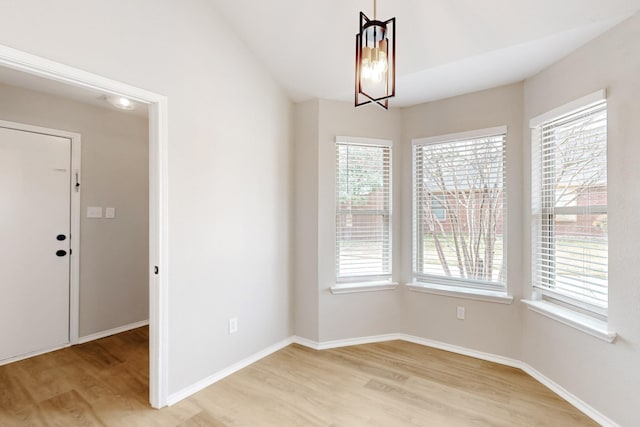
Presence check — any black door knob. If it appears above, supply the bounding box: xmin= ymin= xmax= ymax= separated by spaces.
xmin=56 ymin=250 xmax=67 ymax=257
xmin=56 ymin=234 xmax=66 ymax=241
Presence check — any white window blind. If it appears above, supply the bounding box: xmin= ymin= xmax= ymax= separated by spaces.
xmin=413 ymin=129 xmax=507 ymax=291
xmin=336 ymin=140 xmax=391 ymax=282
xmin=532 ymin=100 xmax=608 ymax=314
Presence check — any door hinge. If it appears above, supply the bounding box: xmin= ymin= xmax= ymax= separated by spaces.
xmin=154 ymin=266 xmax=159 ymax=275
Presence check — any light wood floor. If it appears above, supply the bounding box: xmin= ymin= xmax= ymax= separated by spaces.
xmin=0 ymin=327 xmax=597 ymax=426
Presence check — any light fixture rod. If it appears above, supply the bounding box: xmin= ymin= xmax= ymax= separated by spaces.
xmin=373 ymin=0 xmax=377 ymax=19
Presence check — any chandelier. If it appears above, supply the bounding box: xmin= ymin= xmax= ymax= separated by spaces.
xmin=355 ymin=0 xmax=396 ymax=109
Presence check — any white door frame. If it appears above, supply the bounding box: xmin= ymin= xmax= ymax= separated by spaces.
xmin=0 ymin=44 xmax=169 ymax=408
xmin=0 ymin=119 xmax=81 ymax=347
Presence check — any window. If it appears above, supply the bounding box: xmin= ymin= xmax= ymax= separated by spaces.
xmin=431 ymin=199 xmax=446 ymax=221
xmin=531 ymin=95 xmax=608 ymax=316
xmin=336 ymin=137 xmax=391 ymax=283
xmin=413 ymin=127 xmax=507 ymax=292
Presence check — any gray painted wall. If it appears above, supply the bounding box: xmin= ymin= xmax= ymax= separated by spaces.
xmin=317 ymin=100 xmax=404 ymax=341
xmin=0 ymin=0 xmax=294 ymax=395
xmin=0 ymin=82 xmax=149 ymax=338
xmin=293 ymin=15 xmax=640 ymax=425
xmin=293 ymin=99 xmax=404 ymax=342
xmin=294 ymin=87 xmax=522 ymax=351
xmin=521 ymin=13 xmax=640 ymax=426
xmin=294 ymin=100 xmax=320 ymax=341
xmin=400 ymin=83 xmax=525 ymax=360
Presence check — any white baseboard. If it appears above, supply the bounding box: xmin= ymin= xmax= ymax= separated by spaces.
xmin=290 ymin=335 xmax=322 ymax=349
xmin=166 ymin=337 xmax=294 ymax=406
xmin=292 ymin=333 xmax=402 ymax=350
xmin=293 ymin=333 xmax=521 ymax=369
xmin=519 ymin=362 xmax=617 ymax=427
xmin=398 ymin=334 xmax=522 ymax=369
xmin=77 ymin=319 xmax=149 ymax=344
xmin=0 ymin=343 xmax=71 ymax=367
xmin=292 ymin=333 xmax=618 ymax=427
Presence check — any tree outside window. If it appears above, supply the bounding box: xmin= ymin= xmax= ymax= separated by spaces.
xmin=413 ymin=132 xmax=506 ymax=290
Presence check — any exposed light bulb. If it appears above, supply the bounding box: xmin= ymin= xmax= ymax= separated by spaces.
xmin=361 ymin=46 xmax=388 ymax=83
xmin=360 ymin=31 xmax=389 ymax=84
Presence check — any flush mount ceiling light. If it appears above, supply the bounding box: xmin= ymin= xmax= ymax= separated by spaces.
xmin=355 ymin=0 xmax=396 ymax=109
xmin=106 ymin=95 xmax=136 ymax=111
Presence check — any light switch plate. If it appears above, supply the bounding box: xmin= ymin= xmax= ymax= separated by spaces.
xmin=105 ymin=207 xmax=116 ymax=219
xmin=87 ymin=206 xmax=103 ymax=218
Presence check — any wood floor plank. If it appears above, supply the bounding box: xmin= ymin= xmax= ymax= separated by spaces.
xmin=0 ymin=327 xmax=599 ymax=426
xmin=37 ymin=389 xmax=106 ymax=427
xmin=177 ymin=410 xmax=229 ymax=427
xmin=5 ymin=360 xmax=75 ymax=404
xmin=0 ymin=366 xmax=36 ymax=412
xmin=73 ymin=341 xmax=124 ymax=371
xmin=0 ymin=402 xmax=48 ymax=427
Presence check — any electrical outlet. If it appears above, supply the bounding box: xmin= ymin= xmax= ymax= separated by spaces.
xmin=229 ymin=317 xmax=238 ymax=334
xmin=456 ymin=306 xmax=465 ymax=320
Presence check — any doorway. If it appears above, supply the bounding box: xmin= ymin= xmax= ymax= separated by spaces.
xmin=0 ymin=43 xmax=169 ymax=408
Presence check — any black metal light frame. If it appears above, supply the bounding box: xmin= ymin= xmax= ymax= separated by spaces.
xmin=355 ymin=11 xmax=396 ymax=109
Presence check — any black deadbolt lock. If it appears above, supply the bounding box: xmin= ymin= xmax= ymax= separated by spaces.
xmin=56 ymin=234 xmax=66 ymax=241
xmin=56 ymin=250 xmax=67 ymax=257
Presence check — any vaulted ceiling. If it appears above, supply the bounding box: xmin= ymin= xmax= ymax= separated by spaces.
xmin=210 ymin=0 xmax=640 ymax=107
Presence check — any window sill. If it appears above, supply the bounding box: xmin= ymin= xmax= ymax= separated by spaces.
xmin=330 ymin=282 xmax=399 ymax=295
xmin=521 ymin=299 xmax=616 ymax=343
xmin=406 ymin=283 xmax=513 ymax=304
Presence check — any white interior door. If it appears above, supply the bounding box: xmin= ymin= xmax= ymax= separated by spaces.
xmin=0 ymin=126 xmax=71 ymax=361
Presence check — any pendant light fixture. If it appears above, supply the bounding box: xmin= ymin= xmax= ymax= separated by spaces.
xmin=355 ymin=0 xmax=396 ymax=109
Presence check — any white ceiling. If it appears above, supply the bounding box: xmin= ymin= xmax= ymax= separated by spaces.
xmin=0 ymin=2 xmax=637 ymax=111
xmin=210 ymin=0 xmax=640 ymax=107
